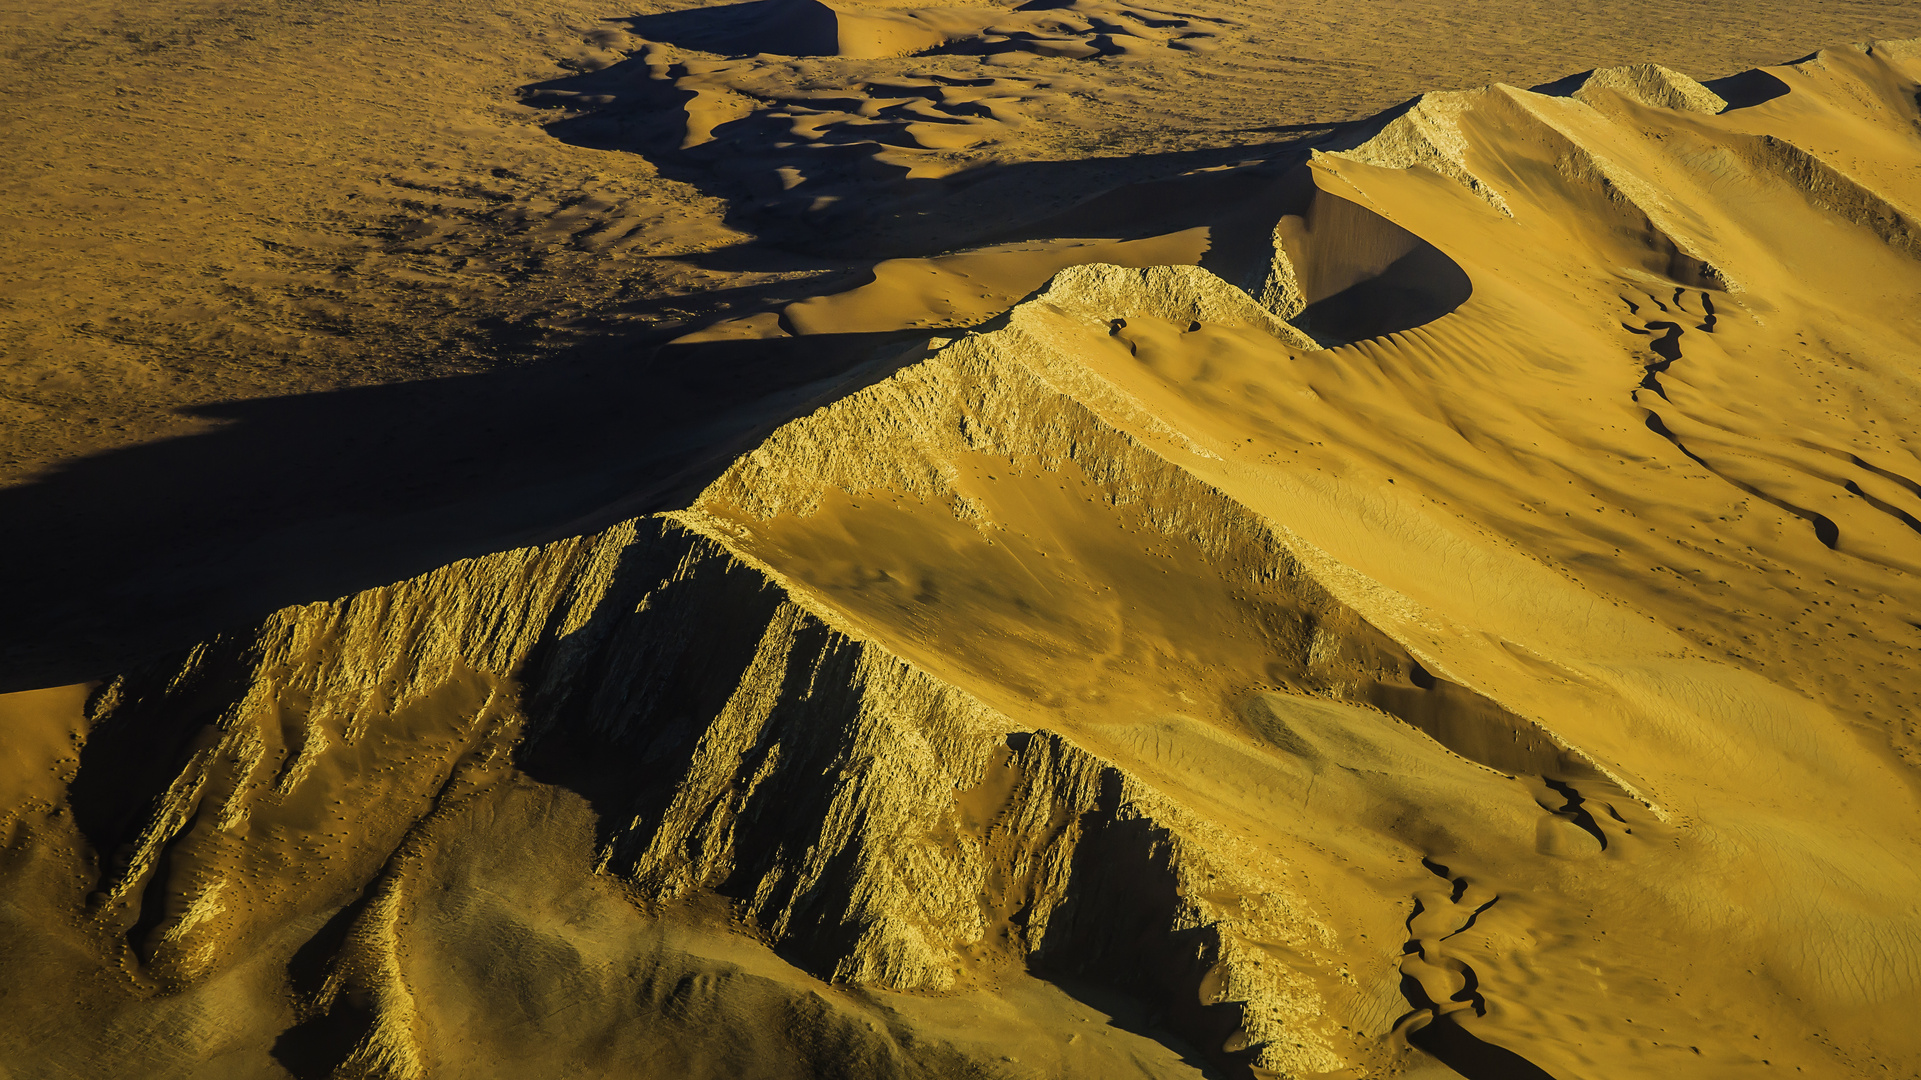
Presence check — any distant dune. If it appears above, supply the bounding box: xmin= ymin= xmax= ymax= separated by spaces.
xmin=4 ymin=2 xmax=1921 ymax=1078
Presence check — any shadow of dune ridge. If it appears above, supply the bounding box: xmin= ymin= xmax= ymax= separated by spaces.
xmin=0 ymin=124 xmax=1353 ymax=695
xmin=613 ymin=0 xmax=849 ymax=57
xmin=1408 ymin=1015 xmax=1564 ymax=1080
xmin=1024 ymin=791 xmax=1256 ymax=1079
xmin=0 ymin=116 xmax=1488 ymax=696
xmin=1271 ymin=178 xmax=1475 ymax=345
xmin=519 ymin=26 xmax=1478 ymax=340
xmin=39 ymin=23 xmax=1821 ymax=691
xmin=520 ymin=27 xmax=1316 ymax=257
xmin=0 ymin=328 xmax=931 ymax=692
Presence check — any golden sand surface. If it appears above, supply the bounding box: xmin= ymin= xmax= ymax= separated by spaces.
xmin=5 ymin=2 xmax=1921 ymax=1078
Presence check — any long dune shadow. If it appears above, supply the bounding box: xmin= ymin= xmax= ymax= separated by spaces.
xmin=0 ymin=120 xmax=1466 ymax=697
xmin=0 ymin=126 xmax=1336 ymax=694
xmin=2 ymin=30 xmax=1456 ymax=695
xmin=1409 ymin=1015 xmax=1563 ymax=1080
xmin=0 ymin=328 xmax=929 ymax=692
xmin=609 ymin=0 xmax=840 ymax=57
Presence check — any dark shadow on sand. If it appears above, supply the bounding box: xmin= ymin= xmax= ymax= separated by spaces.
xmin=8 ymin=17 xmax=1630 ymax=692
xmin=0 ymin=328 xmax=928 ymax=691
xmin=520 ymin=34 xmax=1312 ymax=258
xmin=610 ymin=0 xmax=841 ymax=58
xmin=1409 ymin=1014 xmax=1564 ymax=1080
xmin=0 ymin=108 xmax=1351 ymax=694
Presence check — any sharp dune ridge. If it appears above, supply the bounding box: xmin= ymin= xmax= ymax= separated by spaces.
xmin=5 ymin=3 xmax=1921 ymax=1078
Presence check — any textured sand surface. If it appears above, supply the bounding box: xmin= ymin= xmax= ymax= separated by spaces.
xmin=5 ymin=2 xmax=1921 ymax=1078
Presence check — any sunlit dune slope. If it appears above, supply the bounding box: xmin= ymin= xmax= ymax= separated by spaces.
xmin=4 ymin=36 xmax=1921 ymax=1080
xmin=679 ymin=50 xmax=1921 ymax=1071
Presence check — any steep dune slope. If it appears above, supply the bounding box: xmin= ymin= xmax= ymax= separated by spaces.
xmin=5 ymin=33 xmax=1921 ymax=1080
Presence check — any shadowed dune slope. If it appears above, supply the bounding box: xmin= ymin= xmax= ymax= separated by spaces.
xmin=5 ymin=17 xmax=1921 ymax=1080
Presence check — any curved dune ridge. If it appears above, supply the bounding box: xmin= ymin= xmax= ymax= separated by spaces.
xmin=4 ymin=21 xmax=1921 ymax=1080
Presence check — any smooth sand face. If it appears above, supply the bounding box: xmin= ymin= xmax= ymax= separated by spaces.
xmin=5 ymin=2 xmax=1921 ymax=1079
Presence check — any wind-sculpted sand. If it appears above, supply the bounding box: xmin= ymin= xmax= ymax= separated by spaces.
xmin=4 ymin=1 xmax=1921 ymax=1078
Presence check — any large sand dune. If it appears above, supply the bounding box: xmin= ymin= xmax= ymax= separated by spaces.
xmin=4 ymin=1 xmax=1921 ymax=1078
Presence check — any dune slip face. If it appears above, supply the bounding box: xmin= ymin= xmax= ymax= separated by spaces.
xmin=6 ymin=1 xmax=1921 ymax=1077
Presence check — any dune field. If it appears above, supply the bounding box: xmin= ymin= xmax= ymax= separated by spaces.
xmin=5 ymin=0 xmax=1921 ymax=1077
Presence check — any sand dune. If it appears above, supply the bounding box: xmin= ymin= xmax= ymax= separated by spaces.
xmin=6 ymin=0 xmax=1921 ymax=1077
